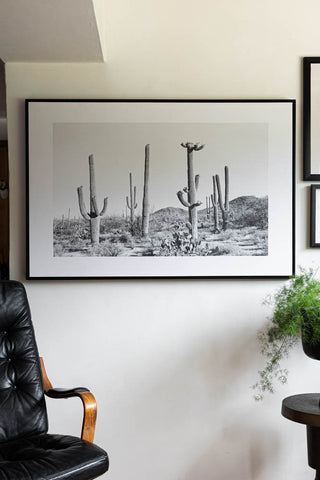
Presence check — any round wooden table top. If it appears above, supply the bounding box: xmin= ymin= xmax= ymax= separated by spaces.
xmin=282 ymin=394 xmax=320 ymax=427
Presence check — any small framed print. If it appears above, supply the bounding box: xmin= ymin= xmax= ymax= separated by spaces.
xmin=303 ymin=57 xmax=320 ymax=180
xmin=26 ymin=99 xmax=295 ymax=279
xmin=310 ymin=185 xmax=320 ymax=247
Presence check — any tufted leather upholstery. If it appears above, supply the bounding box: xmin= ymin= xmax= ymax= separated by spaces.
xmin=0 ymin=281 xmax=109 ymax=479
xmin=0 ymin=434 xmax=108 ymax=480
xmin=0 ymin=281 xmax=48 ymax=442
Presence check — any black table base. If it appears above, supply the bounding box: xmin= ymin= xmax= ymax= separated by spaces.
xmin=282 ymin=394 xmax=320 ymax=479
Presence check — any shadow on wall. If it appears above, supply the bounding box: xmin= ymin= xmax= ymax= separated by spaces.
xmin=193 ymin=328 xmax=258 ymax=398
xmin=179 ymin=329 xmax=280 ymax=480
xmin=181 ymin=422 xmax=279 ymax=480
xmin=115 ymin=325 xmax=281 ymax=480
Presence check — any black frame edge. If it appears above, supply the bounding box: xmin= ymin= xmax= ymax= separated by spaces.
xmin=303 ymin=57 xmax=320 ymax=180
xmin=25 ymin=99 xmax=296 ymax=280
xmin=310 ymin=184 xmax=320 ymax=247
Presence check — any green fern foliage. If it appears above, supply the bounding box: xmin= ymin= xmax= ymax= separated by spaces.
xmin=253 ymin=267 xmax=320 ymax=400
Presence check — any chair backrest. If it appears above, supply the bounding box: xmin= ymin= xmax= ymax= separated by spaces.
xmin=0 ymin=281 xmax=48 ymax=442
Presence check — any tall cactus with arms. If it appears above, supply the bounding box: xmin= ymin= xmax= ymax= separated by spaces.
xmin=77 ymin=154 xmax=108 ymax=245
xmin=177 ymin=142 xmax=204 ymax=243
xmin=211 ymin=175 xmax=220 ymax=233
xmin=126 ymin=172 xmax=137 ymax=232
xmin=206 ymin=196 xmax=211 ymax=220
xmin=215 ymin=166 xmax=230 ymax=231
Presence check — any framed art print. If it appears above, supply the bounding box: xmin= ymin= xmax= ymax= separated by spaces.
xmin=26 ymin=99 xmax=295 ymax=279
xmin=303 ymin=57 xmax=320 ymax=180
xmin=310 ymin=184 xmax=320 ymax=247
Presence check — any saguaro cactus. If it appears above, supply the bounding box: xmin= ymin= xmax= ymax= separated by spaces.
xmin=210 ymin=176 xmax=220 ymax=233
xmin=215 ymin=166 xmax=230 ymax=231
xmin=126 ymin=172 xmax=137 ymax=231
xmin=142 ymin=144 xmax=150 ymax=237
xmin=77 ymin=154 xmax=108 ymax=245
xmin=205 ymin=196 xmax=211 ymax=219
xmin=177 ymin=142 xmax=204 ymax=243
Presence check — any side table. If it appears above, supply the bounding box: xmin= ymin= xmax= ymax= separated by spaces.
xmin=282 ymin=394 xmax=320 ymax=479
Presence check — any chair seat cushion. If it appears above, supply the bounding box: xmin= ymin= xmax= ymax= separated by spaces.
xmin=0 ymin=433 xmax=109 ymax=480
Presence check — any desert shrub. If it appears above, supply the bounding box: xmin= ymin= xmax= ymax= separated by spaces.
xmin=53 ymin=243 xmax=64 ymax=256
xmin=53 ymin=236 xmax=89 ymax=255
xmin=152 ymin=229 xmax=234 ymax=257
xmin=208 ymin=245 xmax=232 ymax=256
xmin=152 ymin=231 xmax=170 ymax=242
xmin=150 ymin=210 xmax=187 ymax=233
xmin=155 ymin=229 xmax=198 ymax=256
xmin=152 ymin=225 xmax=224 ymax=256
xmin=150 ymin=216 xmax=172 ymax=232
xmin=109 ymin=231 xmax=134 ymax=246
xmin=231 ymin=197 xmax=268 ymax=229
xmin=53 ymin=218 xmax=89 ymax=240
xmin=100 ymin=215 xmax=126 ymax=234
xmin=128 ymin=216 xmax=142 ymax=237
xmin=88 ymin=241 xmax=123 ymax=257
xmin=217 ymin=229 xmax=234 ymax=240
xmin=251 ymin=229 xmax=268 ymax=243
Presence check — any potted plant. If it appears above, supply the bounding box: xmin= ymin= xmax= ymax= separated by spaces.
xmin=252 ymin=267 xmax=320 ymax=400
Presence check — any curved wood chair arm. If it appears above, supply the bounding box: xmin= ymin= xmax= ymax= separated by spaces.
xmin=39 ymin=357 xmax=97 ymax=443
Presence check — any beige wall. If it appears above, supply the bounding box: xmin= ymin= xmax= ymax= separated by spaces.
xmin=5 ymin=1 xmax=320 ymax=478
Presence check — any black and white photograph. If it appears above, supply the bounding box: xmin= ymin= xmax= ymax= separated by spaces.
xmin=26 ymin=100 xmax=295 ymax=278
xmin=53 ymin=122 xmax=268 ymax=258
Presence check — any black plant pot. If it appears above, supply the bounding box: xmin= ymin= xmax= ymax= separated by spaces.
xmin=301 ymin=312 xmax=320 ymax=360
xmin=302 ymin=316 xmax=320 ymax=360
xmin=302 ymin=337 xmax=320 ymax=360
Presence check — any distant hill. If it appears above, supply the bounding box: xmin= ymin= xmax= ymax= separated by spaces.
xmin=230 ymin=195 xmax=267 ymax=209
xmin=151 ymin=196 xmax=268 ymax=230
xmin=229 ymin=195 xmax=268 ymax=229
xmin=200 ymin=195 xmax=267 ymax=213
xmin=152 ymin=207 xmax=188 ymax=219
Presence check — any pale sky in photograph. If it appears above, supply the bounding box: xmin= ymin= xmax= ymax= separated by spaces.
xmin=53 ymin=122 xmax=268 ymax=218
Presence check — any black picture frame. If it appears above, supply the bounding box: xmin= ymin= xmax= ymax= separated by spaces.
xmin=303 ymin=57 xmax=320 ymax=180
xmin=310 ymin=184 xmax=320 ymax=247
xmin=26 ymin=99 xmax=296 ymax=279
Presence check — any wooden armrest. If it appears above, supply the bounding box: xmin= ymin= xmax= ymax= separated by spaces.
xmin=40 ymin=357 xmax=97 ymax=443
xmin=45 ymin=387 xmax=90 ymax=398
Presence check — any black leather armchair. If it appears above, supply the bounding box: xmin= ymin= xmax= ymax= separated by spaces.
xmin=0 ymin=280 xmax=109 ymax=479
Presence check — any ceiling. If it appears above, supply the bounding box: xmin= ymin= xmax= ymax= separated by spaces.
xmin=0 ymin=0 xmax=106 ymax=137
xmin=0 ymin=0 xmax=106 ymax=63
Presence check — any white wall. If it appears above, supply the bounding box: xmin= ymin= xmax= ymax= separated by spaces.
xmin=5 ymin=1 xmax=320 ymax=478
